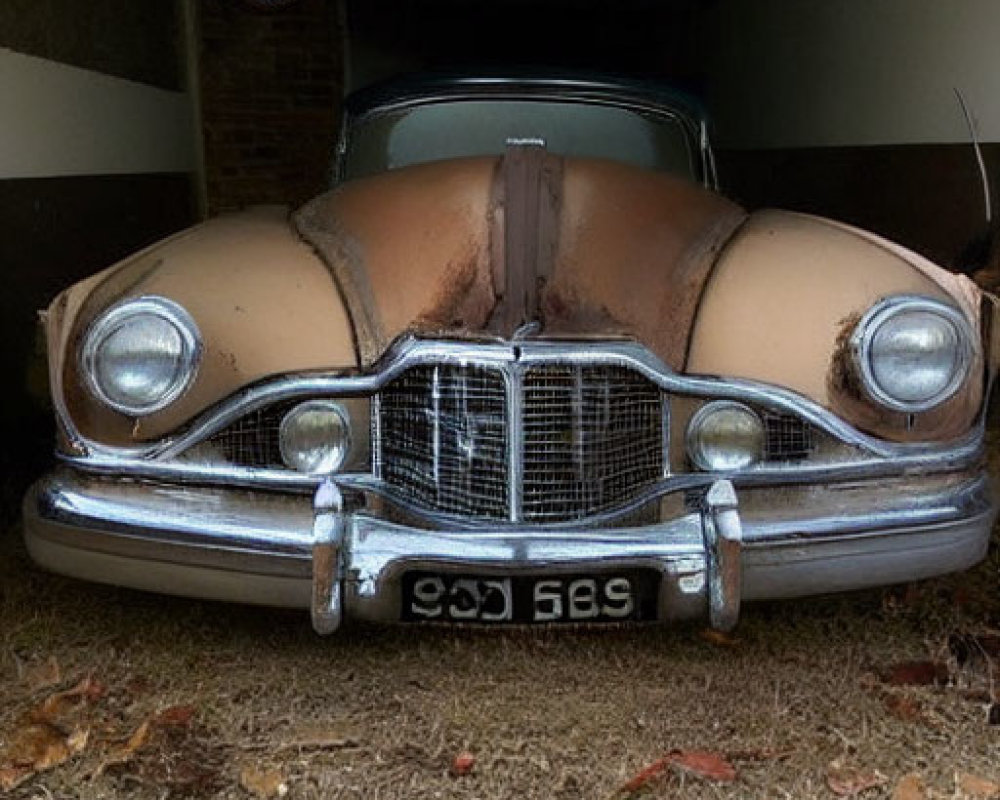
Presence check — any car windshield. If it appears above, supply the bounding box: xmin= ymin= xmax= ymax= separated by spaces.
xmin=340 ymin=98 xmax=697 ymax=182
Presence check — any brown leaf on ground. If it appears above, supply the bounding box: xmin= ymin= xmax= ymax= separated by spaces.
xmin=240 ymin=765 xmax=288 ymax=798
xmin=450 ymin=751 xmax=475 ymax=777
xmin=90 ymin=719 xmax=152 ymax=778
xmin=96 ymin=704 xmax=224 ymax=794
xmin=699 ymin=629 xmax=739 ymax=648
xmin=619 ymin=750 xmax=737 ymax=794
xmin=883 ymin=693 xmax=926 ymax=723
xmin=892 ymin=773 xmax=926 ymax=800
xmin=0 ymin=765 xmax=35 ymax=792
xmin=670 ymin=750 xmax=737 ymax=782
xmin=880 ymin=661 xmax=949 ymax=687
xmin=22 ymin=656 xmax=61 ymax=691
xmin=958 ymin=772 xmax=1000 ymax=797
xmin=826 ymin=761 xmax=888 ymax=796
xmin=0 ymin=720 xmax=89 ymax=790
xmin=620 ymin=755 xmax=672 ymax=794
xmin=154 ymin=705 xmax=196 ymax=728
xmin=32 ymin=675 xmax=106 ymax=721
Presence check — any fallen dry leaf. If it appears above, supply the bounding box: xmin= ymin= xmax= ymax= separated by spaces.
xmin=0 ymin=720 xmax=90 ymax=789
xmin=33 ymin=675 xmax=106 ymax=721
xmin=892 ymin=773 xmax=926 ymax=800
xmin=620 ymin=755 xmax=672 ymax=793
xmin=91 ymin=719 xmax=152 ymax=778
xmin=826 ymin=761 xmax=888 ymax=796
xmin=0 ymin=765 xmax=34 ymax=792
xmin=958 ymin=772 xmax=1000 ymax=797
xmin=670 ymin=750 xmax=737 ymax=782
xmin=450 ymin=752 xmax=475 ymax=777
xmin=240 ymin=765 xmax=288 ymax=798
xmin=155 ymin=705 xmax=196 ymax=727
xmin=880 ymin=661 xmax=949 ymax=687
xmin=619 ymin=749 xmax=737 ymax=794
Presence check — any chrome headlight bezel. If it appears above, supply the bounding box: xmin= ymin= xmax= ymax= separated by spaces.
xmin=81 ymin=296 xmax=202 ymax=416
xmin=850 ymin=295 xmax=974 ymax=414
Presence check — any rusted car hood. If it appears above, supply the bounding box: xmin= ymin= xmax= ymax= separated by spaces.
xmin=295 ymin=154 xmax=747 ymax=369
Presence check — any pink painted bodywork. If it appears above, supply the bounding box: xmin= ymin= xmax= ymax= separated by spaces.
xmin=45 ymin=157 xmax=989 ymax=449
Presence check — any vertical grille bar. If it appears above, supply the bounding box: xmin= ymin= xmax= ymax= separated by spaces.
xmin=507 ymin=365 xmax=524 ymax=522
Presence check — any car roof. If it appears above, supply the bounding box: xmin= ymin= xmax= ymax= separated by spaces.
xmin=344 ymin=69 xmax=709 ymax=126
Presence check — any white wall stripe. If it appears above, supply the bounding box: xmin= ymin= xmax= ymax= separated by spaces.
xmin=0 ymin=47 xmax=196 ymax=179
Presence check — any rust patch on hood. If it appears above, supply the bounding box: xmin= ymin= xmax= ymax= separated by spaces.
xmin=294 ymin=158 xmax=501 ymax=365
xmin=295 ymin=155 xmax=746 ymax=370
xmin=542 ymin=160 xmax=747 ymax=370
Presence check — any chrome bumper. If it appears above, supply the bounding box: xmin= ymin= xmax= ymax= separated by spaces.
xmin=23 ymin=468 xmax=996 ymax=633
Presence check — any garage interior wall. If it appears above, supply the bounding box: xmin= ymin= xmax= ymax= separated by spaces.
xmin=0 ymin=0 xmax=199 ymax=497
xmin=703 ymin=0 xmax=999 ymax=269
xmin=197 ymin=0 xmax=345 ymax=214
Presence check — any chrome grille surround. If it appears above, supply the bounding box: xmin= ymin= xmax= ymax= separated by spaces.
xmin=376 ymin=355 xmax=666 ymax=523
xmin=58 ymin=337 xmax=984 ymax=530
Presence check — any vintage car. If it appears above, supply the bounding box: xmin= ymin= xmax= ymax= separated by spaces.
xmin=23 ymin=73 xmax=999 ymax=633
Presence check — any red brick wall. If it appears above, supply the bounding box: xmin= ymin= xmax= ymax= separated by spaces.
xmin=199 ymin=0 xmax=345 ymax=214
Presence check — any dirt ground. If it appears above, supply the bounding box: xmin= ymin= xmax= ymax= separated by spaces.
xmin=2 ymin=486 xmax=1000 ymax=799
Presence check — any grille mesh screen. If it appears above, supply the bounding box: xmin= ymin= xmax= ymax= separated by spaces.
xmin=379 ymin=364 xmax=510 ymax=520
xmin=521 ymin=365 xmax=664 ymax=522
xmin=763 ymin=412 xmax=814 ymax=462
xmin=207 ymin=403 xmax=292 ymax=468
xmin=378 ymin=362 xmax=664 ymax=522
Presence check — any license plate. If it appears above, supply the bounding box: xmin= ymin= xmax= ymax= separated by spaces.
xmin=401 ymin=571 xmax=659 ymax=624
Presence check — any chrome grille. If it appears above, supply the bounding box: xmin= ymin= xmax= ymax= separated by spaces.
xmin=207 ymin=403 xmax=291 ymax=468
xmin=378 ymin=364 xmax=509 ymax=520
xmin=377 ymin=361 xmax=664 ymax=522
xmin=763 ymin=412 xmax=814 ymax=462
xmin=521 ymin=365 xmax=664 ymax=522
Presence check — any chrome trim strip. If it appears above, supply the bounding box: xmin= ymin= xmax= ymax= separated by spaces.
xmin=25 ymin=469 xmax=994 ymax=623
xmin=60 ymin=443 xmax=984 ymax=533
xmin=507 ymin=363 xmax=524 ymax=522
xmin=65 ymin=336 xmax=983 ymax=464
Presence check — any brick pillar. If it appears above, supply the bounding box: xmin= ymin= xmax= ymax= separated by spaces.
xmin=199 ymin=0 xmax=345 ymax=214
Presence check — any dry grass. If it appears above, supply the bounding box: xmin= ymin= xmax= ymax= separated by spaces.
xmin=2 ymin=503 xmax=1000 ymax=798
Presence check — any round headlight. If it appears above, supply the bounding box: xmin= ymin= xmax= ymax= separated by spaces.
xmin=82 ymin=297 xmax=201 ymax=415
xmin=687 ymin=401 xmax=764 ymax=471
xmin=852 ymin=297 xmax=972 ymax=413
xmin=279 ymin=400 xmax=351 ymax=475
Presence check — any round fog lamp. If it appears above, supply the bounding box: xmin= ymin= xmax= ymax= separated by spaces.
xmin=687 ymin=401 xmax=764 ymax=471
xmin=279 ymin=400 xmax=351 ymax=475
